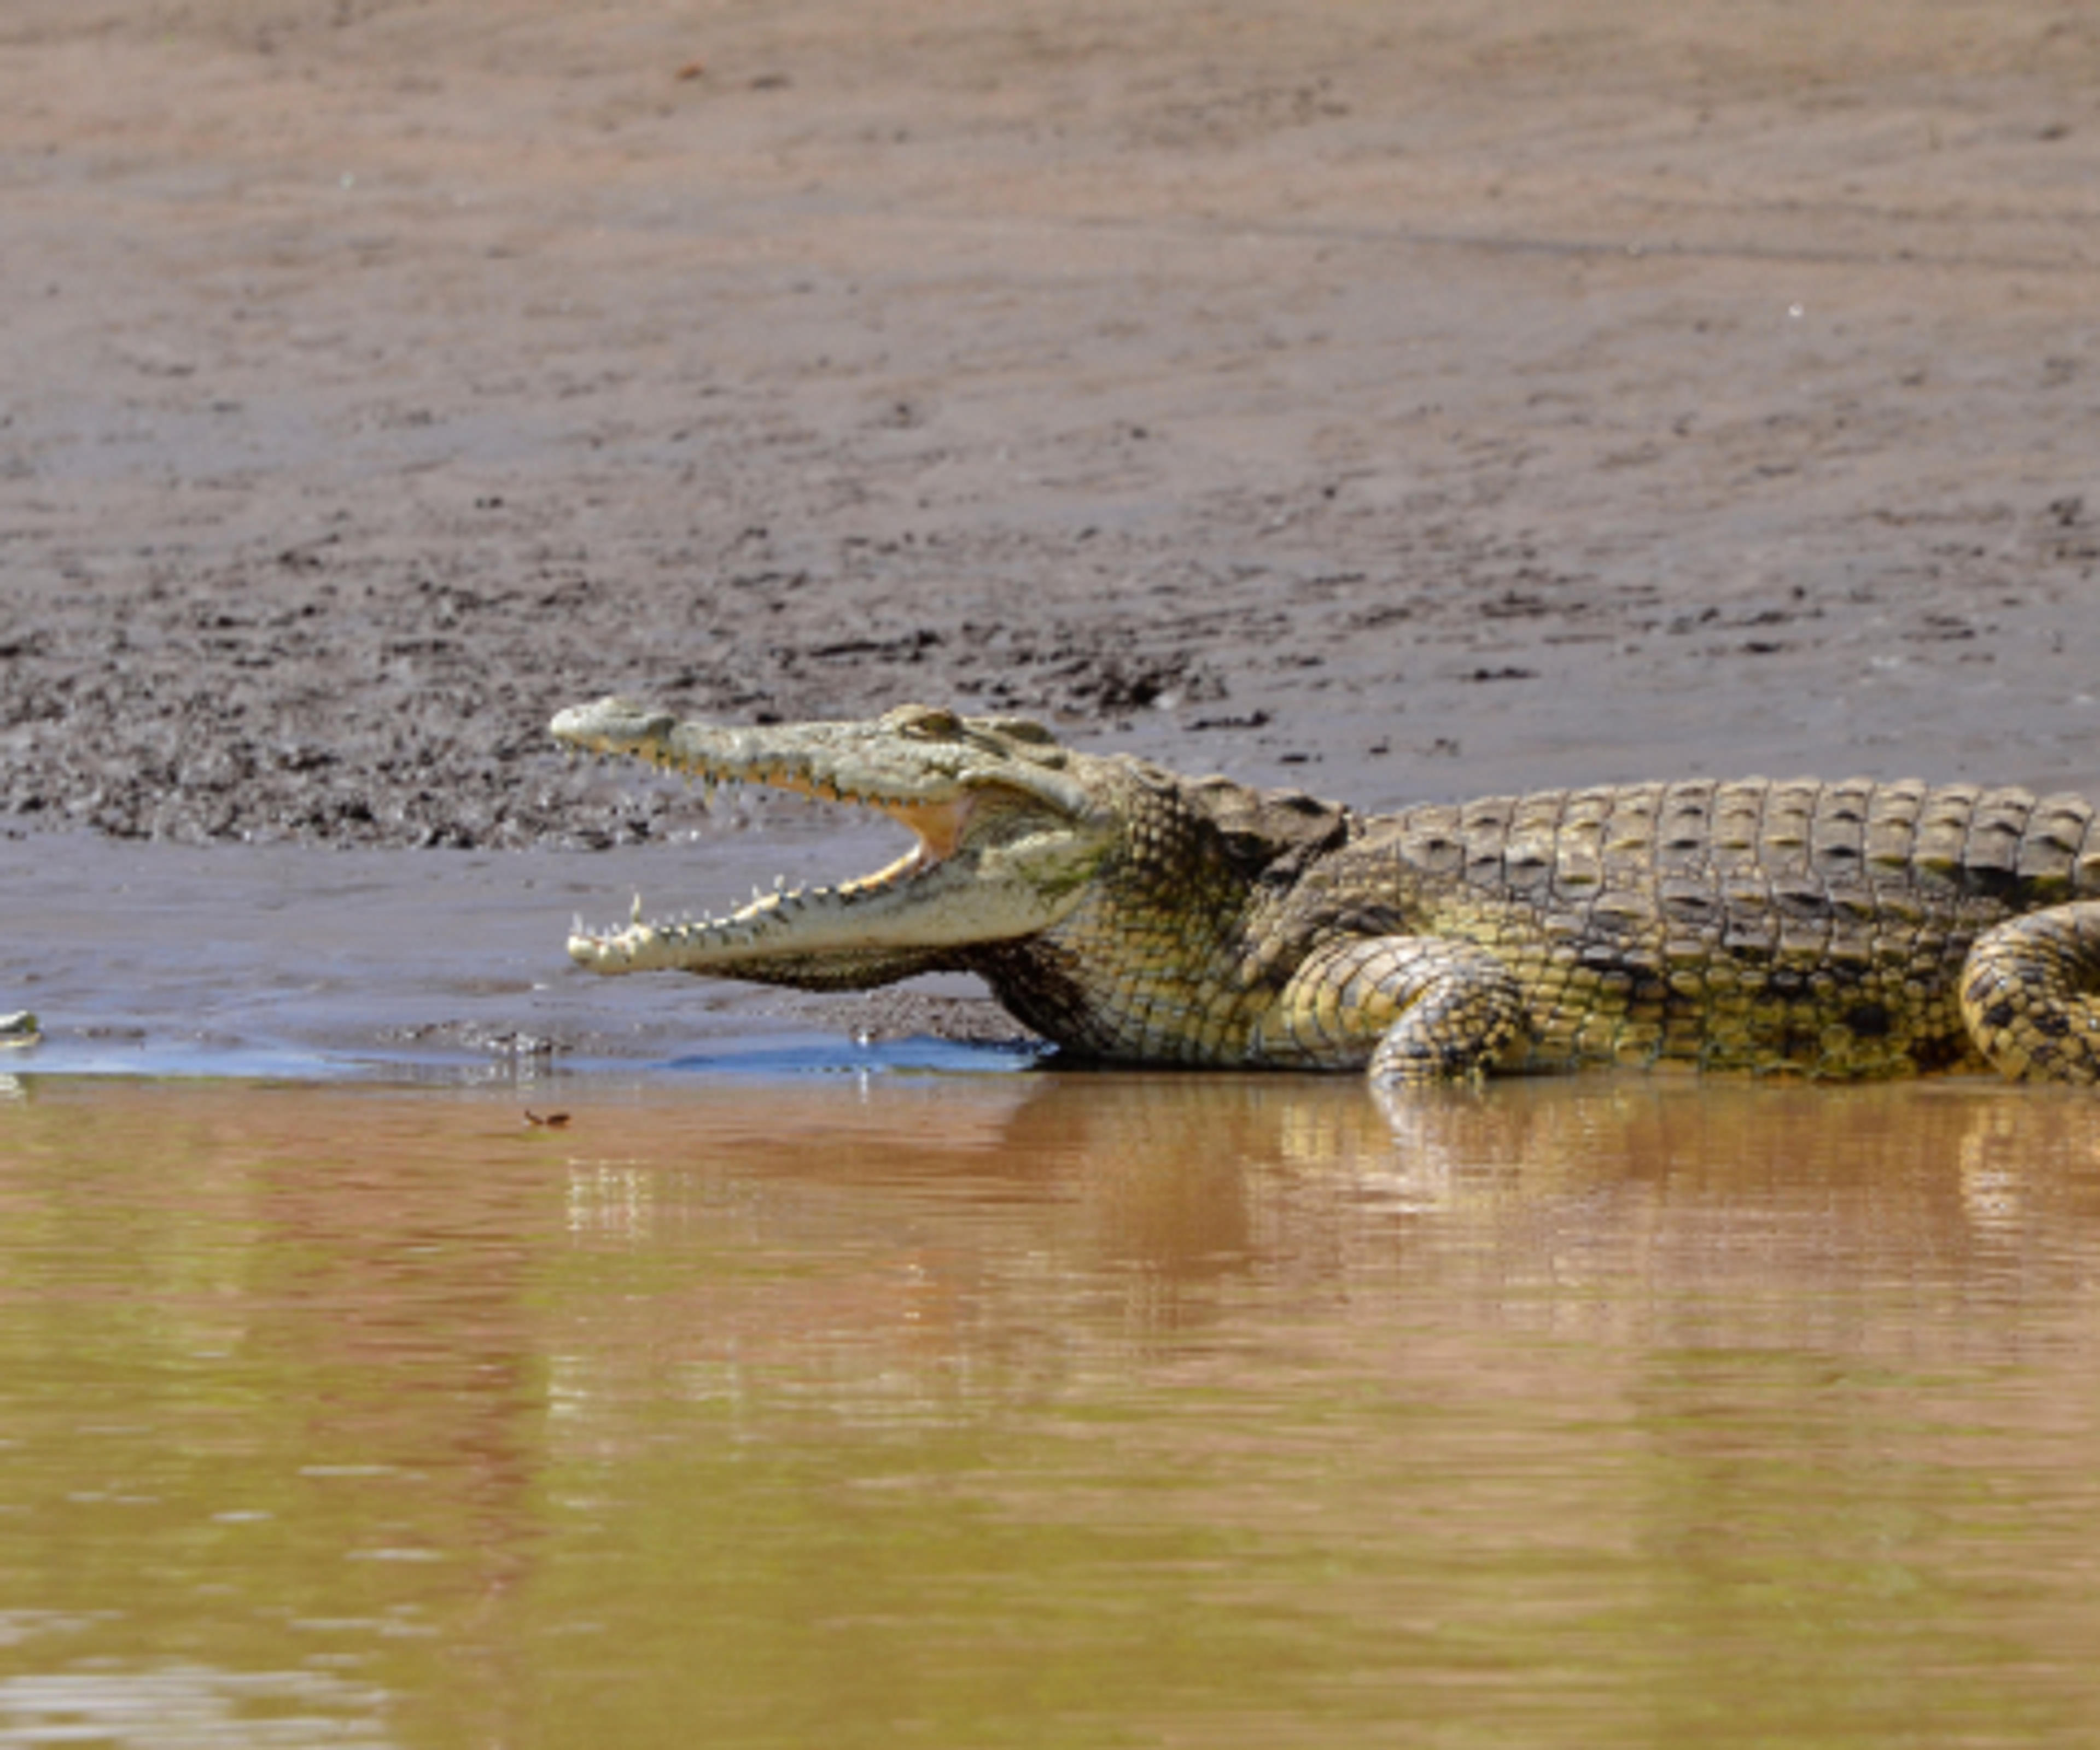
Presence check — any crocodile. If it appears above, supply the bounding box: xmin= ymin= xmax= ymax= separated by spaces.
xmin=551 ymin=698 xmax=2100 ymax=1085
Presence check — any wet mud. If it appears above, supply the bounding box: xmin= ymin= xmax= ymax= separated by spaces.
xmin=4 ymin=0 xmax=2100 ymax=860
xmin=0 ymin=827 xmax=1036 ymax=1075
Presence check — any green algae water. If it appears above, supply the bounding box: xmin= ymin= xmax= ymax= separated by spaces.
xmin=3 ymin=1068 xmax=2100 ymax=1747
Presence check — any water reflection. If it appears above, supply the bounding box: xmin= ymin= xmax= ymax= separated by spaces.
xmin=2 ymin=1071 xmax=2099 ymax=1746
xmin=0 ymin=1665 xmax=393 ymax=1748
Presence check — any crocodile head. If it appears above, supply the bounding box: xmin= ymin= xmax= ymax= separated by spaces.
xmin=551 ymin=698 xmax=1119 ymax=987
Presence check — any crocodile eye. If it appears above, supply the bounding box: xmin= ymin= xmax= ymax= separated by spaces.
xmin=892 ymin=706 xmax=963 ymax=740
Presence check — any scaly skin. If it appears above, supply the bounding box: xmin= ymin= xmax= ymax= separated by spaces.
xmin=552 ymin=698 xmax=2100 ymax=1085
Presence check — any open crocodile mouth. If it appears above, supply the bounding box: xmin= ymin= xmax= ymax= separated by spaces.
xmin=564 ymin=766 xmax=990 ymax=970
xmin=550 ymin=699 xmax=1094 ymax=975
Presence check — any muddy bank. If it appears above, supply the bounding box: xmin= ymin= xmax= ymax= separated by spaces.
xmin=3 ymin=0 xmax=2099 ymax=856
xmin=0 ymin=826 xmax=1038 ymax=1076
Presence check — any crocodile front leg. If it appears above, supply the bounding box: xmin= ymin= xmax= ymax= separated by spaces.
xmin=1255 ymin=936 xmax=1529 ymax=1083
xmin=1959 ymin=903 xmax=2100 ymax=1084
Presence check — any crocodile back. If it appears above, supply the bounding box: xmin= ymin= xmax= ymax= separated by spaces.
xmin=1380 ymin=778 xmax=2100 ymax=914
xmin=1332 ymin=779 xmax=2100 ymax=1074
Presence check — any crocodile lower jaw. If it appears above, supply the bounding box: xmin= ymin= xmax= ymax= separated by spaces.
xmin=567 ymin=803 xmax=976 ymax=972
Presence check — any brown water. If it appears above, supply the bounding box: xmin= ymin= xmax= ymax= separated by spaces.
xmin=3 ymin=1066 xmax=2099 ymax=1747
